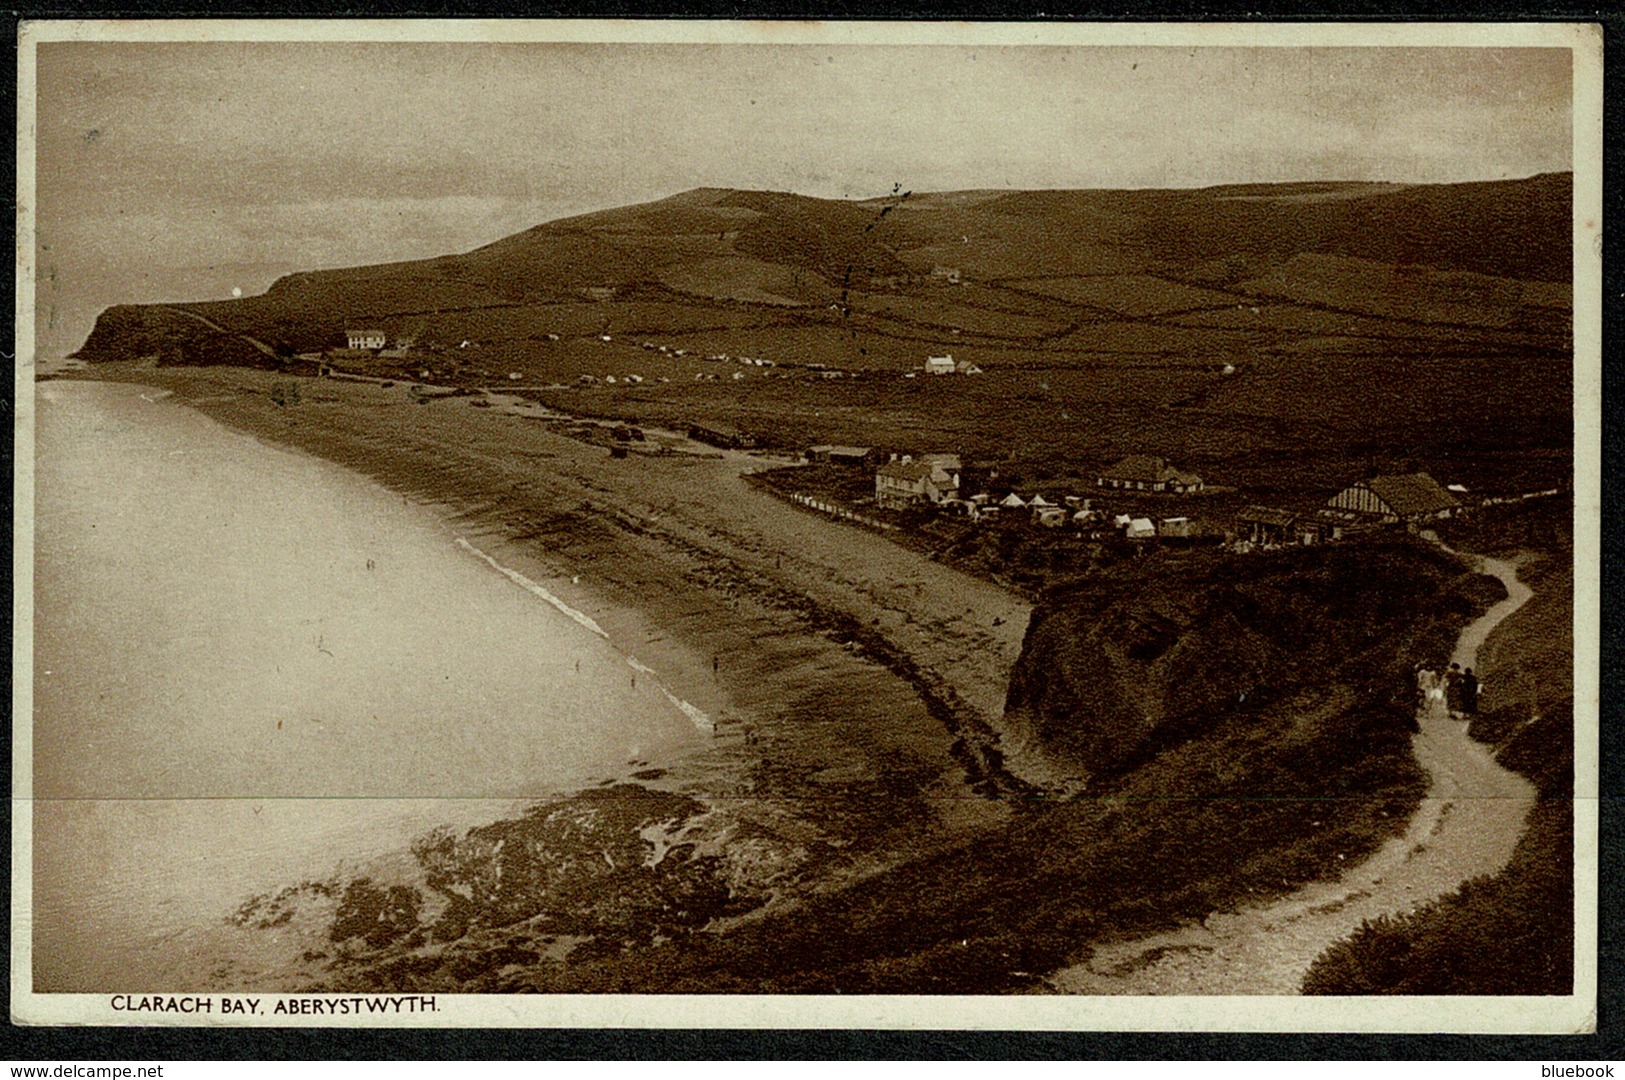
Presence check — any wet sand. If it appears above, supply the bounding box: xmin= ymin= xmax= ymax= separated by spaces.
xmin=48 ymin=363 xmax=1033 ymax=892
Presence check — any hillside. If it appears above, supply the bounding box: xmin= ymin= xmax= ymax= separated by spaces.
xmin=1003 ymin=540 xmax=1506 ymax=778
xmin=234 ymin=534 xmax=1493 ymax=994
xmin=1303 ymin=495 xmax=1575 ymax=994
xmin=77 ymin=174 xmax=1571 ymax=356
xmin=73 ymin=174 xmax=1574 ymax=496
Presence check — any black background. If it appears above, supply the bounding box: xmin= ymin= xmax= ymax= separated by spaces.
xmin=2 ymin=1 xmax=1619 ymax=1060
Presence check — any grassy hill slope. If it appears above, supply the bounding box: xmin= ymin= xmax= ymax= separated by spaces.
xmin=1302 ymin=495 xmax=1575 ymax=995
xmin=76 ymin=174 xmax=1570 ymax=357
xmin=72 ymin=174 xmax=1574 ymax=497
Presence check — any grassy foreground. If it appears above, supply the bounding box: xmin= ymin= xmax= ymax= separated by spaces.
xmin=308 ymin=538 xmax=1495 ymax=994
xmin=1302 ymin=496 xmax=1575 ymax=994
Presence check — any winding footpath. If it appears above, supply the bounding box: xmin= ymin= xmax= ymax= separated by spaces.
xmin=1047 ymin=554 xmax=1537 ymax=995
xmin=161 ymin=306 xmax=279 ymax=359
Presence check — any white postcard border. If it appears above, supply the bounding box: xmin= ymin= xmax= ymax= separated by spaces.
xmin=11 ymin=18 xmax=1602 ymax=1034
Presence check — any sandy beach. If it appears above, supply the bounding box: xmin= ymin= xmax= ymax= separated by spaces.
xmin=36 ymin=362 xmax=1555 ymax=998
xmin=46 ymin=363 xmax=1035 ymax=928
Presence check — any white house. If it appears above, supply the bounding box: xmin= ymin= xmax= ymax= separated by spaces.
xmin=346 ymin=329 xmax=387 ymax=350
xmin=875 ymin=455 xmax=960 ymax=510
xmin=924 ymin=355 xmax=957 ymax=376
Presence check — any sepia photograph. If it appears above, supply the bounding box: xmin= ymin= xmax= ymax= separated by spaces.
xmin=12 ymin=20 xmax=1600 ymax=1031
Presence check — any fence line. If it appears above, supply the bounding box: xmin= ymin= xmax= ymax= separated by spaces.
xmin=778 ymin=490 xmax=898 ymax=531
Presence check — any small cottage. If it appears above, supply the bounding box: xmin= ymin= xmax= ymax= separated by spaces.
xmin=924 ymin=355 xmax=957 ymax=376
xmin=1326 ymin=472 xmax=1460 ymax=525
xmin=345 ymin=328 xmax=388 ymax=350
xmin=1237 ymin=506 xmax=1299 ymax=546
xmin=1097 ymin=455 xmax=1204 ymax=494
xmin=875 ymin=455 xmax=960 ymax=510
xmin=807 ymin=445 xmax=877 ymax=467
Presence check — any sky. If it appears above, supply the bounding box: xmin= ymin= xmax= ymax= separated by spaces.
xmin=29 ymin=39 xmax=1574 ymax=356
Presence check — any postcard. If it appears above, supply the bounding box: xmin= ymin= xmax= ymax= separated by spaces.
xmin=12 ymin=18 xmax=1600 ymax=1032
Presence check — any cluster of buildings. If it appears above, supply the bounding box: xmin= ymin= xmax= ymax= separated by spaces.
xmin=864 ymin=451 xmax=1189 ymax=533
xmin=868 ymin=453 xmax=1206 ymax=523
xmin=1237 ymin=473 xmax=1463 ymax=547
xmin=807 ymin=443 xmax=1463 ymax=548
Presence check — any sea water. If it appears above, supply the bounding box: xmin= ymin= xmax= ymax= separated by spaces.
xmin=29 ymin=379 xmax=708 ymax=992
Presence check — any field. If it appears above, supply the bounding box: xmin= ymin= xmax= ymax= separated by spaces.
xmin=60 ymin=172 xmax=1578 ymax=994
xmin=76 ymin=174 xmax=1573 ymax=508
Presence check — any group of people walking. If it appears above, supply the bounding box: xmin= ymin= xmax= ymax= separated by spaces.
xmin=1416 ymin=661 xmax=1480 ymax=719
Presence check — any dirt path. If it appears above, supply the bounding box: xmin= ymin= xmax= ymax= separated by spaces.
xmin=162 ymin=306 xmax=279 ymax=358
xmin=1045 ymin=554 xmax=1537 ymax=995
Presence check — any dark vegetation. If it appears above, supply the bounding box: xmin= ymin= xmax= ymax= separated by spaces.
xmin=277 ymin=536 xmax=1492 ymax=994
xmin=516 ymin=540 xmax=1488 ymax=993
xmin=1302 ymin=495 xmax=1574 ymax=994
xmin=75 ymin=176 xmax=1573 ymax=498
xmin=74 ymin=178 xmax=1574 ymax=993
xmin=1004 ymin=539 xmax=1503 ymax=777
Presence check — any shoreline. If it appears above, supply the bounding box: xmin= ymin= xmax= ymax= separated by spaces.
xmin=28 ymin=362 xmax=1546 ymax=995
xmin=38 ymin=363 xmax=1032 ymax=982
xmin=31 ymin=376 xmax=728 ymax=991
xmin=42 ymin=364 xmax=1031 ymax=790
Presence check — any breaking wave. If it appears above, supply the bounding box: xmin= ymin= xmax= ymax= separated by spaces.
xmin=455 ymin=537 xmax=713 ymax=732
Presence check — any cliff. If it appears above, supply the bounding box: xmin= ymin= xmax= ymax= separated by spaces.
xmin=1003 ymin=538 xmax=1504 ymax=778
xmin=74 ymin=304 xmax=282 ymax=369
